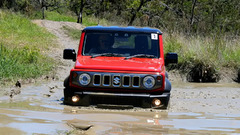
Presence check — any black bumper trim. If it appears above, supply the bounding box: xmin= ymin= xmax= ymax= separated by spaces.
xmin=75 ymin=91 xmax=170 ymax=98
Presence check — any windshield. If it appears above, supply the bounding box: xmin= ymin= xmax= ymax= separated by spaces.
xmin=82 ymin=31 xmax=160 ymax=58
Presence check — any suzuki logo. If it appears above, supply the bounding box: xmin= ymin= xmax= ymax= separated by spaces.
xmin=113 ymin=76 xmax=120 ymax=85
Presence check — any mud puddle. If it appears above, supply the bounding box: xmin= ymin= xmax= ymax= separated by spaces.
xmin=1 ymin=107 xmax=240 ymax=134
xmin=0 ymin=82 xmax=240 ymax=134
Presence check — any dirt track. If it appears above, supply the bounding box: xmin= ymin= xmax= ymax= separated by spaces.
xmin=0 ymin=20 xmax=240 ymax=134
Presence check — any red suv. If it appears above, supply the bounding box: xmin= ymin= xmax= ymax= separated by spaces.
xmin=63 ymin=26 xmax=177 ymax=109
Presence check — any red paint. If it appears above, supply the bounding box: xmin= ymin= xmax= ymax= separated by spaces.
xmin=75 ymin=56 xmax=164 ymax=73
xmin=159 ymin=35 xmax=164 ymax=60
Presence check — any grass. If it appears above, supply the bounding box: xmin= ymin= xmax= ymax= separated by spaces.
xmin=31 ymin=11 xmax=76 ymax=22
xmin=163 ymin=32 xmax=240 ymax=75
xmin=31 ymin=11 xmax=109 ymax=26
xmin=0 ymin=10 xmax=56 ymax=84
xmin=62 ymin=26 xmax=82 ymax=40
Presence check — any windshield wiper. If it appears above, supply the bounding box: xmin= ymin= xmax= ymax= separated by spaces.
xmin=91 ymin=53 xmax=123 ymax=58
xmin=124 ymin=54 xmax=157 ymax=60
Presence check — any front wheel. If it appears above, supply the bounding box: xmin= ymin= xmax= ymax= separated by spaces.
xmin=63 ymin=88 xmax=74 ymax=105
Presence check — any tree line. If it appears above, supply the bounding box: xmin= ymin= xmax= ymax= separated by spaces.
xmin=1 ymin=0 xmax=240 ymax=35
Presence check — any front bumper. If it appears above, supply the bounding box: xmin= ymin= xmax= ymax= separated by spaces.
xmin=64 ymin=91 xmax=170 ymax=108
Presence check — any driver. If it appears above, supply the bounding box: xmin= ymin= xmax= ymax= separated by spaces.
xmin=89 ymin=34 xmax=113 ymax=53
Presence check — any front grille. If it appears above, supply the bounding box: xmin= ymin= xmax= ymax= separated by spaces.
xmin=72 ymin=72 xmax=162 ymax=90
xmin=92 ymin=74 xmax=140 ymax=88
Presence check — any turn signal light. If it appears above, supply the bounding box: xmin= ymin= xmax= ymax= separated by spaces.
xmin=157 ymin=76 xmax=162 ymax=81
xmin=72 ymin=72 xmax=78 ymax=78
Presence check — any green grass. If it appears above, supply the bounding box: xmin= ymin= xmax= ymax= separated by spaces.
xmin=0 ymin=10 xmax=56 ymax=84
xmin=44 ymin=11 xmax=76 ymax=22
xmin=30 ymin=11 xmax=76 ymax=22
xmin=0 ymin=11 xmax=55 ymax=50
xmin=62 ymin=26 xmax=82 ymax=40
xmin=0 ymin=45 xmax=54 ymax=82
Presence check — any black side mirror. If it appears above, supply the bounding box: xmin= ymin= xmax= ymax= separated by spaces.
xmin=63 ymin=49 xmax=76 ymax=62
xmin=165 ymin=53 xmax=178 ymax=66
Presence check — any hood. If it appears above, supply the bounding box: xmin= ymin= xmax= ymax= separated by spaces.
xmin=74 ymin=56 xmax=164 ymax=73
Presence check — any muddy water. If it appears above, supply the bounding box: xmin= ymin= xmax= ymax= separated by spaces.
xmin=0 ymin=82 xmax=240 ymax=134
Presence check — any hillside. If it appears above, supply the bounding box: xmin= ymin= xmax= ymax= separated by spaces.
xmin=0 ymin=10 xmax=56 ymax=85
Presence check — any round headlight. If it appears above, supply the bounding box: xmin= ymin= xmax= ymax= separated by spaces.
xmin=143 ymin=76 xmax=155 ymax=89
xmin=79 ymin=73 xmax=91 ymax=86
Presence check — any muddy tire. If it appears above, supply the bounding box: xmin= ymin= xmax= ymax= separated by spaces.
xmin=63 ymin=88 xmax=74 ymax=105
xmin=160 ymin=95 xmax=170 ymax=109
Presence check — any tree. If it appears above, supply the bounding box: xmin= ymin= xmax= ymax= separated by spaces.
xmin=68 ymin=0 xmax=90 ymax=23
xmin=37 ymin=0 xmax=62 ymax=19
xmin=128 ymin=0 xmax=152 ymax=26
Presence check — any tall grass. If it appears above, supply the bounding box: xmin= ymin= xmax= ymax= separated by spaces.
xmin=163 ymin=32 xmax=240 ymax=70
xmin=0 ymin=10 xmax=56 ymax=84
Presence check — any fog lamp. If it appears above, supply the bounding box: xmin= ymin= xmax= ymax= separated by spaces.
xmin=72 ymin=95 xmax=80 ymax=102
xmin=152 ymin=98 xmax=161 ymax=106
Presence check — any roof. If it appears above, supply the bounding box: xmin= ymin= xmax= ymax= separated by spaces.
xmin=83 ymin=26 xmax=162 ymax=34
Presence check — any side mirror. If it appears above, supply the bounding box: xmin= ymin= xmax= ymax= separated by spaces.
xmin=165 ymin=53 xmax=178 ymax=66
xmin=63 ymin=49 xmax=76 ymax=62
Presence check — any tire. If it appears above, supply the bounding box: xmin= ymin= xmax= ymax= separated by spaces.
xmin=160 ymin=95 xmax=170 ymax=109
xmin=63 ymin=88 xmax=74 ymax=105
xmin=163 ymin=78 xmax=171 ymax=109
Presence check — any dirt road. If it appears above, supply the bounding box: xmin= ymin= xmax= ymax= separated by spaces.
xmin=0 ymin=20 xmax=240 ymax=134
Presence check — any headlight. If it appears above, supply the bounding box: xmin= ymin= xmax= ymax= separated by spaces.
xmin=79 ymin=73 xmax=91 ymax=86
xmin=143 ymin=76 xmax=155 ymax=89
